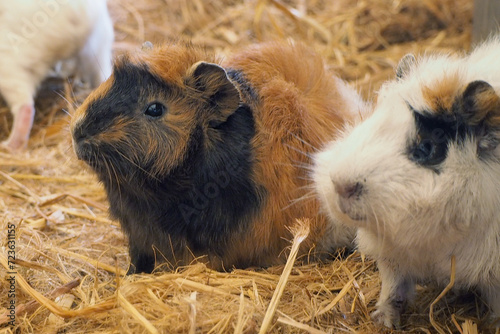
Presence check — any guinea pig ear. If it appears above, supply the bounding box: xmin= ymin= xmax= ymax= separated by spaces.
xmin=457 ymin=80 xmax=500 ymax=151
xmin=396 ymin=54 xmax=416 ymax=80
xmin=186 ymin=61 xmax=241 ymax=124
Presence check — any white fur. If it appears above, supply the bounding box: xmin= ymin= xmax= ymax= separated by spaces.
xmin=0 ymin=0 xmax=114 ymax=150
xmin=314 ymin=78 xmax=371 ymax=252
xmin=334 ymin=77 xmax=370 ymax=122
xmin=314 ymin=37 xmax=500 ymax=328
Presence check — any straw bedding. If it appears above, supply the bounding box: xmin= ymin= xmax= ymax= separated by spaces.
xmin=1 ymin=0 xmax=493 ymax=333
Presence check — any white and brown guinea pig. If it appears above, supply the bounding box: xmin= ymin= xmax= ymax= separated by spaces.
xmin=70 ymin=41 xmax=368 ymax=274
xmin=0 ymin=0 xmax=114 ymax=151
xmin=314 ymin=37 xmax=500 ymax=328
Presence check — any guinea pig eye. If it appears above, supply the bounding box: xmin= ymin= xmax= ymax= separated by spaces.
xmin=144 ymin=102 xmax=166 ymax=118
xmin=411 ymin=139 xmax=435 ymax=162
xmin=408 ymin=106 xmax=451 ymax=170
xmin=409 ymin=135 xmax=449 ymax=170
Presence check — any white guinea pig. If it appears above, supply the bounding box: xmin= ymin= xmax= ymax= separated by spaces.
xmin=0 ymin=0 xmax=114 ymax=150
xmin=314 ymin=37 xmax=500 ymax=328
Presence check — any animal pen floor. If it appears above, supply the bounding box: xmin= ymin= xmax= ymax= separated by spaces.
xmin=0 ymin=0 xmax=495 ymax=333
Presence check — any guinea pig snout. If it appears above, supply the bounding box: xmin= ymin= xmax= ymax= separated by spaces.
xmin=71 ymin=123 xmax=95 ymax=163
xmin=72 ymin=124 xmax=88 ymax=143
xmin=333 ymin=180 xmax=366 ymax=221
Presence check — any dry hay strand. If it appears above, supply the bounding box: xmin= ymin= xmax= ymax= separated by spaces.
xmin=0 ymin=0 xmax=494 ymax=333
xmin=107 ymin=0 xmax=472 ymax=97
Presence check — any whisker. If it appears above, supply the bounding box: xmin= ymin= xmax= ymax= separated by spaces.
xmin=290 ymin=158 xmax=317 ymax=169
xmin=370 ymin=203 xmax=385 ymax=247
xmin=60 ymin=108 xmax=71 ymax=116
xmin=286 ymin=130 xmax=319 ymax=151
xmin=293 ymin=184 xmax=316 ymax=192
xmin=273 ymin=161 xmax=317 ymax=173
xmin=107 ymin=155 xmax=123 ymax=208
xmin=284 ymin=143 xmax=314 ymax=159
xmin=296 ymin=175 xmax=316 ymax=182
xmin=115 ymin=147 xmax=160 ymax=182
xmin=281 ymin=190 xmax=316 ymax=211
xmin=54 ymin=90 xmax=78 ymax=111
xmin=62 ymin=142 xmax=74 ymax=156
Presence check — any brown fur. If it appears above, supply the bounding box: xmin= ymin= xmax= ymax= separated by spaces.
xmin=221 ymin=43 xmax=356 ymax=265
xmin=422 ymin=72 xmax=500 ymax=129
xmin=422 ymin=72 xmax=461 ymax=114
xmin=72 ymin=41 xmax=358 ymax=271
xmin=462 ymin=82 xmax=500 ymax=128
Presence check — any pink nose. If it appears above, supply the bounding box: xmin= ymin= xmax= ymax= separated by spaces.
xmin=334 ymin=182 xmax=363 ymax=199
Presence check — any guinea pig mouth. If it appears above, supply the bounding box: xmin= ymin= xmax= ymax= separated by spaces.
xmin=337 ymin=197 xmax=366 ymax=221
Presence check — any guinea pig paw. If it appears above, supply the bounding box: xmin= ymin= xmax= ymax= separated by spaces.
xmin=1 ymin=137 xmax=27 ymax=152
xmin=371 ymin=306 xmax=401 ymax=329
xmin=0 ymin=141 xmax=10 ymax=152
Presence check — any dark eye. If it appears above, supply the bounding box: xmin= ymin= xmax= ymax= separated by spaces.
xmin=408 ymin=106 xmax=451 ymax=170
xmin=144 ymin=102 xmax=166 ymax=118
xmin=409 ymin=135 xmax=449 ymax=170
xmin=412 ymin=139 xmax=435 ymax=162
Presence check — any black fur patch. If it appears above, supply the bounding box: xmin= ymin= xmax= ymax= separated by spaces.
xmin=91 ymin=63 xmax=162 ymax=126
xmin=177 ymin=105 xmax=265 ymax=253
xmin=226 ymin=69 xmax=259 ymax=103
xmin=111 ymin=105 xmax=264 ymax=272
xmin=406 ymin=103 xmax=468 ymax=171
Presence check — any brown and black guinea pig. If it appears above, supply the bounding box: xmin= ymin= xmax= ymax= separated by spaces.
xmin=70 ymin=41 xmax=368 ymax=274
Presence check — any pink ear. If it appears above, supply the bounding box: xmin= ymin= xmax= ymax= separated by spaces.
xmin=3 ymin=103 xmax=35 ymax=151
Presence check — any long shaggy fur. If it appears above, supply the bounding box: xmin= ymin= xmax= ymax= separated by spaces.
xmin=71 ymin=41 xmax=367 ymax=273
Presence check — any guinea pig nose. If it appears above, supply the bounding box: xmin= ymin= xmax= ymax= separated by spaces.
xmin=334 ymin=181 xmax=363 ymax=199
xmin=72 ymin=125 xmax=88 ymax=142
